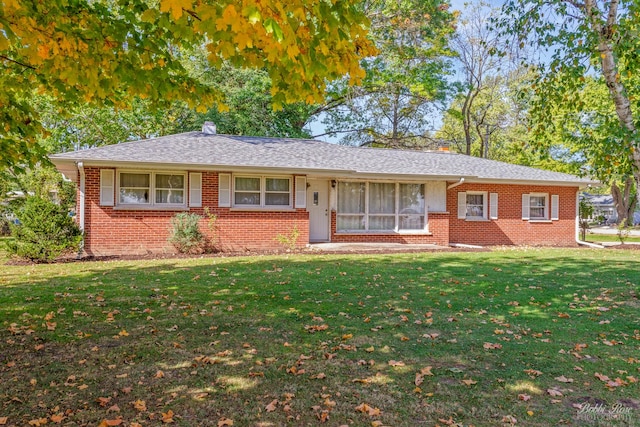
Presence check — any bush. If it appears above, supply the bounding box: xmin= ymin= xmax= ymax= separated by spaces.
xmin=168 ymin=213 xmax=205 ymax=254
xmin=6 ymin=197 xmax=82 ymax=262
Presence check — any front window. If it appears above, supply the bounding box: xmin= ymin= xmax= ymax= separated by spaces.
xmin=235 ymin=177 xmax=261 ymax=206
xmin=156 ymin=174 xmax=185 ymax=204
xmin=234 ymin=176 xmax=291 ymax=208
xmin=119 ymin=173 xmax=150 ymax=204
xmin=529 ymin=194 xmax=548 ymax=219
xmin=337 ymin=182 xmax=365 ymax=231
xmin=466 ymin=193 xmax=486 ymax=219
xmin=399 ymin=184 xmax=425 ymax=230
xmin=118 ymin=171 xmax=186 ymax=206
xmin=337 ymin=181 xmax=426 ymax=232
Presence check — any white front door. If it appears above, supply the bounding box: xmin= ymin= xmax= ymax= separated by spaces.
xmin=307 ymin=179 xmax=330 ymax=242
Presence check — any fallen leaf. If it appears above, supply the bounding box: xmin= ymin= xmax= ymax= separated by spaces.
xmin=155 ymin=370 xmax=165 ymax=378
xmin=483 ymin=342 xmax=502 ymax=350
xmin=388 ymin=360 xmax=405 ymax=367
xmin=97 ymin=397 xmax=112 ymax=407
xmin=0 ymin=418 xmax=7 ymax=425
xmin=28 ymin=418 xmax=49 ymax=426
xmin=502 ymin=415 xmax=517 ymax=424
xmin=133 ymin=400 xmax=147 ymax=412
xmin=555 ymin=375 xmax=573 ymax=383
xmin=355 ymin=403 xmax=382 ymax=417
xmin=518 ymin=394 xmax=531 ymax=401
xmin=265 ymin=399 xmax=278 ymax=412
xmin=462 ymin=379 xmax=477 ymax=386
xmin=161 ymin=410 xmax=174 ymax=423
xmin=98 ymin=418 xmax=123 ymax=427
xmin=546 ymin=388 xmax=563 ymax=397
xmin=218 ymin=418 xmax=234 ymax=426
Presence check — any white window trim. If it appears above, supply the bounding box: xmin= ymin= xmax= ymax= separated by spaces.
xmin=464 ymin=191 xmax=488 ymax=220
xmin=232 ymin=175 xmax=293 ymax=209
xmin=528 ymin=192 xmax=549 ymax=221
xmin=336 ymin=181 xmax=428 ymax=233
xmin=116 ymin=170 xmax=187 ymax=208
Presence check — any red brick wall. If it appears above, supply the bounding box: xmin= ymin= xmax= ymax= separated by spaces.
xmin=330 ymin=212 xmax=450 ymax=246
xmin=78 ymin=167 xmax=580 ymax=254
xmin=80 ymin=168 xmax=309 ymax=256
xmin=447 ymin=183 xmax=578 ymax=246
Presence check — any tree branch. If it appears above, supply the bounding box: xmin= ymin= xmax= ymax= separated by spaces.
xmin=1 ymin=55 xmax=36 ymax=70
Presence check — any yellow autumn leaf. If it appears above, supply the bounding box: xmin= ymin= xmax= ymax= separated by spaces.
xmin=160 ymin=0 xmax=192 ymax=20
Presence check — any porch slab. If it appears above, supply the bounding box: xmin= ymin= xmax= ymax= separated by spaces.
xmin=307 ymin=242 xmax=450 ymax=252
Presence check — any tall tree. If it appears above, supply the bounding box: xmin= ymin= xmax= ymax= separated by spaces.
xmin=530 ymin=75 xmax=637 ymax=224
xmin=0 ymin=0 xmax=376 ymax=170
xmin=448 ymin=2 xmax=512 ymax=156
xmin=318 ymin=0 xmax=456 ymax=148
xmin=499 ymin=0 xmax=640 ymax=203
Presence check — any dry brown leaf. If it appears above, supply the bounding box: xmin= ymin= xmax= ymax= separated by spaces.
xmin=388 ymin=360 xmax=405 ymax=367
xmin=161 ymin=410 xmax=174 ymax=423
xmin=483 ymin=342 xmax=502 ymax=350
xmin=28 ymin=419 xmax=49 ymax=427
xmin=0 ymin=417 xmax=7 ymax=425
xmin=461 ymin=379 xmax=477 ymax=386
xmin=97 ymin=397 xmax=112 ymax=407
xmin=217 ymin=418 xmax=234 ymax=426
xmin=98 ymin=418 xmax=123 ymax=427
xmin=155 ymin=370 xmax=165 ymax=378
xmin=594 ymin=372 xmax=610 ymax=381
xmin=415 ymin=372 xmax=425 ymax=387
xmin=265 ymin=399 xmax=278 ymax=412
xmin=133 ymin=400 xmax=147 ymax=412
xmin=502 ymin=415 xmax=517 ymax=424
xmin=546 ymin=388 xmax=563 ymax=397
xmin=107 ymin=404 xmax=120 ymax=412
xmin=355 ymin=403 xmax=382 ymax=417
xmin=555 ymin=375 xmax=573 ymax=383
xmin=518 ymin=394 xmax=531 ymax=401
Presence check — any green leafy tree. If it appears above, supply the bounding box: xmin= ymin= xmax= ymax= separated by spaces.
xmin=499 ymin=0 xmax=640 ymax=205
xmin=319 ymin=0 xmax=456 ymax=148
xmin=1 ymin=0 xmax=376 ymax=170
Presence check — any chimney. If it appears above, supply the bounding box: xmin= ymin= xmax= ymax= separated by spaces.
xmin=202 ymin=121 xmax=217 ymax=135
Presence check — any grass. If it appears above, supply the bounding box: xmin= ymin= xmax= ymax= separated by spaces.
xmin=586 ymin=233 xmax=640 ymax=243
xmin=1 ymin=244 xmax=639 ymax=426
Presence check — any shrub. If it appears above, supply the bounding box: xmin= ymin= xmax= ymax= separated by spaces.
xmin=168 ymin=212 xmax=205 ymax=254
xmin=6 ymin=197 xmax=82 ymax=262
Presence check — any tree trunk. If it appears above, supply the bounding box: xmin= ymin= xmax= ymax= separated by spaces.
xmin=583 ymin=0 xmax=640 ymax=211
xmin=611 ymin=177 xmax=637 ymax=226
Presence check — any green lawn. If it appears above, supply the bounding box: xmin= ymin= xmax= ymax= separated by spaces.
xmin=1 ymin=246 xmax=639 ymax=426
xmin=586 ymin=233 xmax=640 ymax=243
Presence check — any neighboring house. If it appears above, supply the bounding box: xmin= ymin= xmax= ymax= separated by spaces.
xmin=581 ymin=193 xmax=617 ymax=224
xmin=50 ymin=124 xmax=595 ymax=256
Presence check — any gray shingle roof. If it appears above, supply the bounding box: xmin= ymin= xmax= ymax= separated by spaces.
xmin=50 ymin=132 xmax=594 ymax=185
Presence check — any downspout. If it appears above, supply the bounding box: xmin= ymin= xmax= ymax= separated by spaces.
xmin=77 ymin=162 xmax=85 ymax=257
xmin=575 ymin=191 xmax=604 ymax=248
xmin=447 ymin=177 xmax=465 ymax=190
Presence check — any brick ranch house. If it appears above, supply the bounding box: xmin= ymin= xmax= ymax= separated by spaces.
xmin=50 ymin=125 xmax=595 ymax=256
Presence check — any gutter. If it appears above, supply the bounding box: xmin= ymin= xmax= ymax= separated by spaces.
xmin=77 ymin=162 xmax=85 ymax=257
xmin=447 ymin=178 xmax=465 ymax=190
xmin=575 ymin=191 xmax=604 ymax=248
